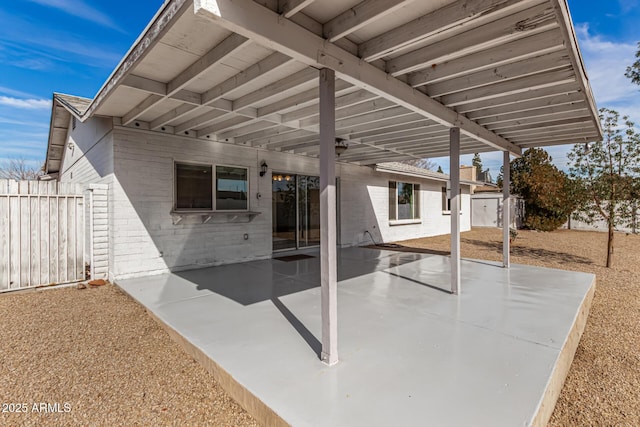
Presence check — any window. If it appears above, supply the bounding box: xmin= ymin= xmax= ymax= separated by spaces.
xmin=442 ymin=186 xmax=462 ymax=213
xmin=389 ymin=181 xmax=420 ymax=221
xmin=175 ymin=163 xmax=213 ymax=210
xmin=174 ymin=163 xmax=248 ymax=211
xmin=216 ymin=165 xmax=248 ymax=210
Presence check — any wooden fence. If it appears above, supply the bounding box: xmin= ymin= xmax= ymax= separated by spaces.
xmin=0 ymin=179 xmax=85 ymax=292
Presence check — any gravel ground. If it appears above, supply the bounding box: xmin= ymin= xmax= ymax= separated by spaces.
xmin=1 ymin=229 xmax=637 ymax=426
xmin=0 ymin=284 xmax=258 ymax=427
xmin=396 ymin=228 xmax=640 ymax=426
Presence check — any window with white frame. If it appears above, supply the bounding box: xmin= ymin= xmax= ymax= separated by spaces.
xmin=389 ymin=181 xmax=420 ymax=221
xmin=442 ymin=185 xmax=462 ymax=213
xmin=174 ymin=162 xmax=248 ymax=211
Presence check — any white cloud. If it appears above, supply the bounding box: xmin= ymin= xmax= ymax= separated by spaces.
xmin=0 ymin=117 xmax=49 ymax=127
xmin=0 ymin=96 xmax=51 ymax=110
xmin=618 ymin=0 xmax=639 ymax=14
xmin=0 ymin=86 xmax=39 ymax=99
xmin=25 ymin=0 xmax=125 ymax=33
xmin=575 ymin=24 xmax=640 ymax=118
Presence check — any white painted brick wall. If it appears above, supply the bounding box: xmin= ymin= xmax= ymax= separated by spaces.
xmin=339 ymin=165 xmax=471 ymax=246
xmin=109 ymin=128 xmax=473 ymax=279
xmin=59 ymin=117 xmax=113 ymax=280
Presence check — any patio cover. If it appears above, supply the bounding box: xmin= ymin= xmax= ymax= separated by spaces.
xmin=45 ymin=0 xmax=601 ymax=173
xmin=44 ymin=0 xmax=602 ymax=366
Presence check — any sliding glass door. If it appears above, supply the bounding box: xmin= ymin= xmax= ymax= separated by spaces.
xmin=272 ymin=173 xmax=321 ymax=251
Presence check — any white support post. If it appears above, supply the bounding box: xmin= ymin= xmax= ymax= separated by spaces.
xmin=319 ymin=68 xmax=338 ymax=366
xmin=503 ymin=151 xmax=511 ymax=268
xmin=450 ymin=127 xmax=461 ymax=295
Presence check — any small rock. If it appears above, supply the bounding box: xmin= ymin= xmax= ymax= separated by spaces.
xmin=77 ymin=283 xmax=87 ymax=290
xmin=88 ymin=279 xmax=107 ymax=287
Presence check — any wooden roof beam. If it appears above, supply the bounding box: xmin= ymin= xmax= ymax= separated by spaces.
xmin=407 ymin=28 xmax=565 ymax=87
xmin=455 ymin=81 xmax=580 ymax=113
xmin=358 ymin=0 xmax=534 ymax=61
xmin=323 ymin=0 xmax=414 ymax=42
xmin=425 ymin=50 xmax=571 ymax=98
xmin=120 ymin=33 xmax=250 ymax=125
xmin=386 ymin=2 xmax=557 ymax=76
xmin=279 ymin=0 xmax=317 ymax=18
xmin=465 ymin=91 xmax=584 ymax=119
xmin=194 ymin=0 xmax=521 ymax=155
xmin=440 ymin=68 xmax=576 ymax=107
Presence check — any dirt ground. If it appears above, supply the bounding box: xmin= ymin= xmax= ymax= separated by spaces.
xmin=397 ymin=228 xmax=640 ymax=426
xmin=0 ymin=284 xmax=258 ymax=427
xmin=0 ymin=228 xmax=637 ymax=426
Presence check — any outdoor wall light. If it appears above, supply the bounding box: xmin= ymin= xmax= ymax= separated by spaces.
xmin=259 ymin=160 xmax=268 ymax=177
xmin=335 ymin=138 xmax=349 ymax=156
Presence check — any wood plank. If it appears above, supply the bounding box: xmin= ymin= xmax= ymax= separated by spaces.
xmin=232 ymin=68 xmax=317 ymax=111
xmin=174 ymin=109 xmax=229 ymax=134
xmin=0 ymin=196 xmax=8 ymax=290
xmin=465 ymin=91 xmax=584 ymax=119
xmin=386 ymin=2 xmax=556 ymax=76
xmin=359 ymin=0 xmax=530 ymax=61
xmin=40 ymin=195 xmax=50 ymax=286
xmin=196 ymin=116 xmax=254 ymax=138
xmin=84 ymin=0 xmax=193 ymax=118
xmin=440 ymin=69 xmax=576 ymax=107
xmin=122 ymin=94 xmax=165 ymax=126
xmin=67 ymin=197 xmax=76 ymax=282
xmin=76 ymin=198 xmax=84 ymax=280
xmin=407 ymin=28 xmax=564 ymax=86
xmin=194 ymin=0 xmax=522 ymax=155
xmin=20 ymin=196 xmax=30 ymax=287
xmin=279 ymin=0 xmax=316 ymax=18
xmin=168 ymin=33 xmax=249 ymax=95
xmin=455 ymin=82 xmax=580 ymax=113
xmin=323 ymin=0 xmax=413 ymax=42
xmin=9 ymin=192 xmax=20 ymax=289
xmin=486 ymin=109 xmax=591 ymax=131
xmin=49 ymin=197 xmax=58 ymax=283
xmin=30 ymin=196 xmax=39 ymax=286
xmin=476 ymin=101 xmax=586 ymax=126
xmin=424 ymin=51 xmax=571 ymax=96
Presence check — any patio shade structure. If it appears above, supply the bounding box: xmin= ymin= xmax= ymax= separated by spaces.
xmin=50 ymin=0 xmax=602 ymax=365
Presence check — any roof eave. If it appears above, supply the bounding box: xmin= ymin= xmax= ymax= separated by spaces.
xmin=81 ymin=0 xmax=191 ymax=121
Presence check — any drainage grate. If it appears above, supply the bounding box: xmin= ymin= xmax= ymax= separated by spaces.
xmin=273 ymin=254 xmax=316 ymax=262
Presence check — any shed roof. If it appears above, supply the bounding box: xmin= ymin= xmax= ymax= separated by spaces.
xmin=46 ymin=0 xmax=601 ymax=173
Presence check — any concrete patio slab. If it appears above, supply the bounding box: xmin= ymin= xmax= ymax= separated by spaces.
xmin=118 ymin=248 xmax=594 ymax=427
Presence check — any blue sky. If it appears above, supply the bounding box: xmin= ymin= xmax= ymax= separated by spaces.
xmin=0 ymin=1 xmax=639 ymax=175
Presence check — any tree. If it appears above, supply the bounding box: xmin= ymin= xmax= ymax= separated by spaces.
xmin=500 ymin=148 xmax=580 ymax=232
xmin=625 ymin=42 xmax=640 ymax=85
xmin=0 ymin=157 xmax=43 ymax=180
xmin=568 ymin=108 xmax=640 ymax=267
xmin=437 ymin=165 xmax=444 ymax=174
xmin=400 ymin=158 xmax=437 ymax=170
xmin=472 ymin=153 xmax=483 ymax=176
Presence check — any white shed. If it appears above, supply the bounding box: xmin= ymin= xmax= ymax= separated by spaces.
xmin=472 ymin=192 xmax=525 ymax=228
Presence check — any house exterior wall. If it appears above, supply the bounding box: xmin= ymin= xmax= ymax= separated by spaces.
xmin=58 ymin=117 xmax=114 ymax=280
xmin=339 ymin=165 xmax=470 ymax=246
xmin=59 ymin=116 xmax=114 ymax=184
xmin=106 ymin=128 xmax=471 ymax=279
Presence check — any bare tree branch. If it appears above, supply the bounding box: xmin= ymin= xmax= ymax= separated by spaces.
xmin=0 ymin=157 xmax=44 ymax=180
